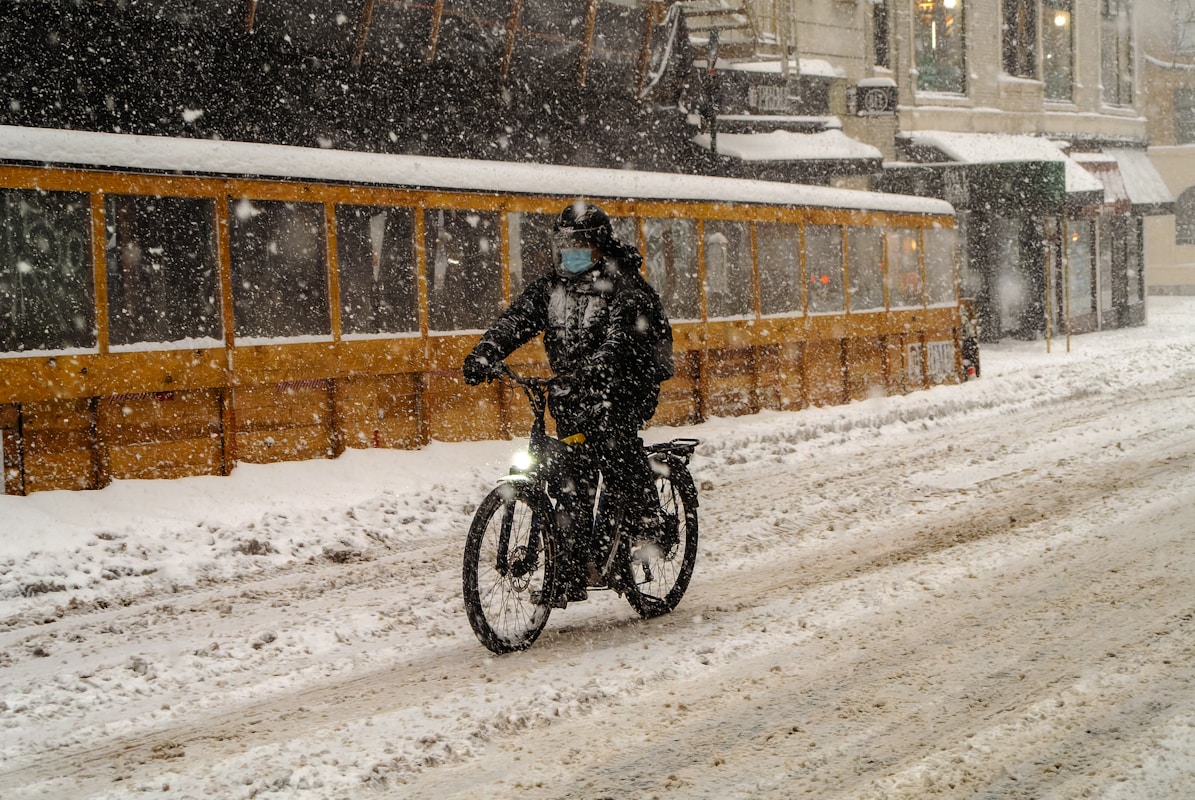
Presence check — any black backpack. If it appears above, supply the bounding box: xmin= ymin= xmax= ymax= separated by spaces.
xmin=613 ymin=242 xmax=674 ymax=383
xmin=645 ymin=285 xmax=675 ymax=382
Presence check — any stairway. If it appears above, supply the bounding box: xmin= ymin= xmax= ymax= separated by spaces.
xmin=676 ymin=0 xmax=759 ymax=60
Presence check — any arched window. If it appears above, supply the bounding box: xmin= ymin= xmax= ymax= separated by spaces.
xmin=1177 ymin=187 xmax=1195 ymax=246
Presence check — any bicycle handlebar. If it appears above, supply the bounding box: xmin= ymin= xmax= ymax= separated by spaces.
xmin=495 ymin=363 xmax=554 ymax=391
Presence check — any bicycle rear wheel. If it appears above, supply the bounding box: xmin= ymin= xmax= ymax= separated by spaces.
xmin=463 ymin=484 xmax=557 ymax=654
xmin=618 ymin=459 xmax=699 ymax=619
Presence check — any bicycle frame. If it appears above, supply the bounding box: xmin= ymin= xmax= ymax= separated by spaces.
xmin=494 ymin=366 xmax=571 ymax=490
xmin=494 ymin=366 xmax=697 ymax=582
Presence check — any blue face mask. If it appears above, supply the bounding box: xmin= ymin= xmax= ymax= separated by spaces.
xmin=559 ymin=248 xmax=596 ymax=276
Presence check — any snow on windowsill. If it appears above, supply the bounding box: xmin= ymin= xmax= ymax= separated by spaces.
xmin=340 ymin=331 xmax=422 ymax=342
xmin=234 ymin=335 xmax=335 ymax=348
xmin=0 ymin=346 xmax=98 ymax=360
xmin=109 ymin=337 xmax=225 ymax=353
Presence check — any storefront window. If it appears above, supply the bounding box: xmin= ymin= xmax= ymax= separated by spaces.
xmin=887 ymin=228 xmax=924 ymax=309
xmin=1066 ymin=221 xmax=1095 ymax=316
xmin=847 ymin=227 xmax=885 ymax=312
xmin=229 ymin=198 xmax=330 ymax=340
xmin=425 ymin=208 xmax=501 ymax=332
xmin=336 ymin=205 xmax=419 ymax=335
xmin=1098 ymin=218 xmax=1114 ymax=312
xmin=923 ymin=226 xmax=959 ymax=306
xmin=992 ymin=215 xmax=1025 ymax=334
xmin=644 ymin=218 xmax=700 ymax=321
xmin=914 ymin=0 xmax=967 ymax=94
xmin=0 ymin=189 xmax=94 ymax=353
xmin=1043 ymin=0 xmax=1074 ymax=100
xmin=703 ymin=220 xmax=754 ymax=319
xmin=105 ymin=195 xmax=220 ymax=347
xmin=805 ymin=224 xmax=844 ymax=314
xmin=1127 ymin=220 xmax=1144 ymax=306
xmin=756 ymin=222 xmax=802 ymax=316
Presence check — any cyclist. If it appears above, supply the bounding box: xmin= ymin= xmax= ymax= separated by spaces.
xmin=463 ymin=201 xmax=674 ymax=607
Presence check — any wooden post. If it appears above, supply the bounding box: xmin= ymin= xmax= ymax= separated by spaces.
xmin=578 ymin=0 xmax=599 ymax=85
xmin=215 ymin=192 xmax=237 ymax=474
xmin=89 ymin=396 xmax=110 ymax=490
xmin=352 ymin=0 xmax=376 ymax=69
xmin=428 ymin=0 xmax=445 ymax=62
xmin=91 ymin=194 xmax=109 ymax=355
xmin=502 ymin=0 xmax=524 ymax=80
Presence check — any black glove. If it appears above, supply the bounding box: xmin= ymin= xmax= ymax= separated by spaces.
xmin=463 ymin=350 xmax=500 ymax=385
xmin=549 ymin=372 xmax=573 ymax=396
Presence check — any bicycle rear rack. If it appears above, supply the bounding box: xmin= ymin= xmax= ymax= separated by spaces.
xmin=646 ymin=437 xmax=700 ymax=460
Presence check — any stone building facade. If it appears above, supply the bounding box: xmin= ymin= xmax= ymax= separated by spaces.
xmin=736 ymin=0 xmax=1172 ymax=338
xmin=1138 ymin=0 xmax=1195 ymax=295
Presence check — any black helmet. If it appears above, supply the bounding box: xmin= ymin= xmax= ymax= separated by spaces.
xmin=553 ymin=202 xmax=613 ymax=252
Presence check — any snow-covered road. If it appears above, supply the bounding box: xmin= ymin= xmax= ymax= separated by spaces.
xmin=2 ymin=298 xmax=1194 ymax=799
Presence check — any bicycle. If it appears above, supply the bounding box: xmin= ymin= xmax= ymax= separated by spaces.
xmin=462 ymin=365 xmax=700 ymax=654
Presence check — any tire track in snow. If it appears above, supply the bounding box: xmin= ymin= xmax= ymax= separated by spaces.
xmin=2 ymin=375 xmax=1193 ymax=796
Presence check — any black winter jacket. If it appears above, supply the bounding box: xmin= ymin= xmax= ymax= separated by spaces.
xmin=470 ymin=250 xmax=673 ymax=435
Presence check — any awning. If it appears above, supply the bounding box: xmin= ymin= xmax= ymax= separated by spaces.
xmin=1104 ymin=148 xmax=1174 ymax=215
xmin=691 ymin=128 xmax=883 ymax=181
xmin=692 ymin=129 xmax=881 ymax=163
xmin=901 ymin=130 xmax=1105 ymax=201
xmin=1071 ymin=152 xmax=1131 ymax=212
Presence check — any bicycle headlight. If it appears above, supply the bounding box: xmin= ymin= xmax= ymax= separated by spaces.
xmin=511 ymin=449 xmax=534 ymax=471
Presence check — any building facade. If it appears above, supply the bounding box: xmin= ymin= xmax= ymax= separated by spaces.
xmin=1139 ymin=0 xmax=1195 ymax=295
xmin=716 ymin=0 xmax=1173 ymax=340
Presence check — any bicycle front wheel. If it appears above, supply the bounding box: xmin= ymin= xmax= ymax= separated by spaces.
xmin=618 ymin=460 xmax=699 ymax=619
xmin=463 ymin=483 xmax=557 ymax=654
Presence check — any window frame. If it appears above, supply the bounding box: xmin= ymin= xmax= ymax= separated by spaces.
xmin=873 ymin=0 xmax=892 ymax=69
xmin=228 ymin=197 xmax=332 ymax=342
xmin=886 ymin=227 xmax=925 ymax=310
xmin=0 ymin=188 xmax=96 ymax=354
xmin=643 ymin=216 xmax=701 ymax=323
xmin=1175 ymin=88 xmax=1195 ymax=145
xmin=424 ymin=207 xmax=503 ymax=334
xmin=104 ymin=194 xmax=222 ymax=349
xmin=804 ymin=223 xmax=846 ymax=315
xmin=1042 ymin=0 xmax=1075 ymax=100
xmin=754 ymin=221 xmax=804 ymax=318
xmin=334 ymin=203 xmax=421 ymax=338
xmin=1003 ymin=0 xmax=1039 ymax=79
xmin=1100 ymin=0 xmax=1134 ymax=107
xmin=702 ymin=218 xmax=756 ymax=320
xmin=1176 ymin=187 xmax=1195 ymax=246
xmin=847 ymin=225 xmax=886 ymax=313
xmin=913 ymin=0 xmax=969 ymax=95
